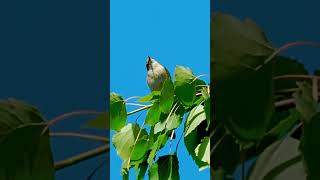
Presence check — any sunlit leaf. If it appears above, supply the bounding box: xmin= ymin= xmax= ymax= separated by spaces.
xmin=146 ymin=102 xmax=161 ymax=126
xmin=194 ymin=136 xmax=210 ymax=170
xmin=174 ymin=66 xmax=196 ymax=107
xmin=137 ymin=91 xmax=161 ymax=102
xmin=110 ymin=92 xmax=127 ymax=131
xmin=159 ymin=80 xmax=175 ymax=114
xmin=112 ymin=123 xmax=148 ymax=169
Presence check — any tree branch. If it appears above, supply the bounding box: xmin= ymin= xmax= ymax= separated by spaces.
xmin=49 ymin=132 xmax=109 ymax=143
xmin=54 ymin=145 xmax=109 ymax=171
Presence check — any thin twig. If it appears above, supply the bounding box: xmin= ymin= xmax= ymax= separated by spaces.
xmin=54 ymin=145 xmax=109 ymax=171
xmin=210 ymin=134 xmax=226 ymax=155
xmin=256 ymin=41 xmax=320 ymax=71
xmin=41 ymin=111 xmax=103 ymax=135
xmin=274 ymin=74 xmax=320 ymax=80
xmin=126 ymin=103 xmax=148 ymax=107
xmin=50 ymin=132 xmax=109 ymax=143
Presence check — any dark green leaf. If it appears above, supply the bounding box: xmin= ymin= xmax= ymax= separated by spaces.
xmin=266 ymin=109 xmax=300 ymax=137
xmin=83 ymin=112 xmax=109 ymax=129
xmin=0 ymin=99 xmax=54 ymax=180
xmin=137 ymin=162 xmax=148 ymax=180
xmin=110 ymin=93 xmax=127 ymax=131
xmin=149 ymin=155 xmax=180 ymax=180
xmin=300 ymin=112 xmax=320 ymax=179
xmin=274 ymin=56 xmax=308 ymax=91
xmin=211 ymin=12 xmax=274 ymax=142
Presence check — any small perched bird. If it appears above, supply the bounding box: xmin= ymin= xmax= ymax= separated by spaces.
xmin=146 ymin=56 xmax=171 ymax=91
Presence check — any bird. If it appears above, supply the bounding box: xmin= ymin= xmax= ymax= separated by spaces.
xmin=146 ymin=56 xmax=171 ymax=91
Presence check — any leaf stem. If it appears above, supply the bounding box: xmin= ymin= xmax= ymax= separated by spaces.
xmin=127 ymin=104 xmax=153 ymax=116
xmin=54 ymin=144 xmax=109 ymax=171
xmin=49 ymin=132 xmax=109 ymax=143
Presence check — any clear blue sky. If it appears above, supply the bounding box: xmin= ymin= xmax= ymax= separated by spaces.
xmin=0 ymin=0 xmax=108 ymax=179
xmin=111 ymin=0 xmax=210 ymax=179
xmin=213 ymin=1 xmax=320 ymax=73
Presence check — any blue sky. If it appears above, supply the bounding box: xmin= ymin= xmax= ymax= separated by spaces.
xmin=0 ymin=0 xmax=108 ymax=179
xmin=111 ymin=0 xmax=210 ymax=179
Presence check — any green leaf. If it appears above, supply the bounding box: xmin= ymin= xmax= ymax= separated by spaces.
xmin=266 ymin=109 xmax=300 ymax=137
xmin=248 ymin=137 xmax=304 ymax=180
xmin=137 ymin=91 xmax=161 ymax=102
xmin=0 ymin=99 xmax=54 ymax=180
xmin=110 ymin=93 xmax=127 ymax=131
xmin=137 ymin=162 xmax=148 ymax=180
xmin=146 ymin=102 xmax=161 ymax=126
xmin=184 ymin=111 xmax=209 ymax=170
xmin=211 ymin=12 xmax=275 ymax=142
xmin=300 ymin=112 xmax=320 ymax=179
xmin=194 ymin=136 xmax=210 ymax=170
xmin=147 ymin=133 xmax=167 ymax=165
xmin=112 ymin=123 xmax=148 ymax=169
xmin=165 ymin=105 xmax=185 ymax=131
xmin=83 ymin=112 xmax=109 ymax=129
xmin=274 ymin=56 xmax=308 ymax=91
xmin=159 ymin=80 xmax=175 ymax=113
xmin=185 ymin=105 xmax=207 ymax=137
xmin=149 ymin=155 xmax=180 ymax=180
xmin=204 ymin=97 xmax=210 ymax=131
xmin=293 ymin=82 xmax=317 ymax=122
xmin=174 ymin=66 xmax=196 ymax=107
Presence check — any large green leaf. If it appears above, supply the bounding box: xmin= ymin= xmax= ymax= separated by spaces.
xmin=300 ymin=112 xmax=320 ymax=179
xmin=145 ymin=102 xmax=161 ymax=126
xmin=184 ymin=106 xmax=209 ymax=170
xmin=0 ymin=99 xmax=54 ymax=180
xmin=159 ymin=80 xmax=175 ymax=113
xmin=83 ymin=112 xmax=109 ymax=129
xmin=112 ymin=123 xmax=148 ymax=169
xmin=149 ymin=155 xmax=179 ymax=180
xmin=110 ymin=93 xmax=127 ymax=131
xmin=185 ymin=105 xmax=207 ymax=136
xmin=211 ymin=12 xmax=275 ymax=142
xmin=248 ymin=137 xmax=305 ymax=180
xmin=174 ymin=66 xmax=197 ymax=107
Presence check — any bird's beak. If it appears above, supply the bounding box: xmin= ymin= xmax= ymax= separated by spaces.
xmin=146 ymin=56 xmax=151 ymax=70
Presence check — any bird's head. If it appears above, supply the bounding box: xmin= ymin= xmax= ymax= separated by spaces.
xmin=146 ymin=56 xmax=162 ymax=71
